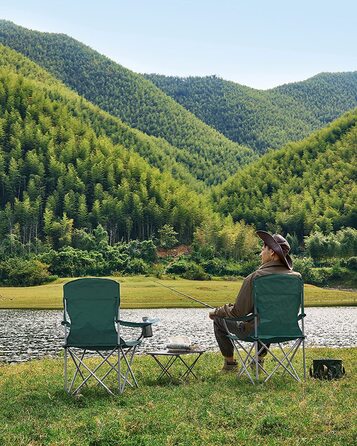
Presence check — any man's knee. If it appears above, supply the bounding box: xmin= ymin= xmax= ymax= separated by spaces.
xmin=213 ymin=317 xmax=225 ymax=331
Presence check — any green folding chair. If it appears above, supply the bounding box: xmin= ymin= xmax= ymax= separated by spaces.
xmin=224 ymin=274 xmax=306 ymax=384
xmin=62 ymin=278 xmax=157 ymax=395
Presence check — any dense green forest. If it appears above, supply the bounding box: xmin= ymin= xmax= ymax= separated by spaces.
xmin=0 ymin=42 xmax=355 ymax=248
xmin=213 ymin=110 xmax=357 ymax=240
xmin=0 ymin=55 xmax=216 ymax=249
xmin=145 ymin=73 xmax=357 ymax=153
xmin=0 ymin=20 xmax=254 ymax=186
xmin=0 ymin=44 xmax=206 ymax=192
xmin=0 ymin=21 xmax=356 ymax=287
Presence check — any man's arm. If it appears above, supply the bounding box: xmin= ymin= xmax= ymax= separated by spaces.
xmin=209 ymin=274 xmax=254 ymax=319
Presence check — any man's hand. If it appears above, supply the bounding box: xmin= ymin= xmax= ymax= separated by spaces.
xmin=209 ymin=311 xmax=217 ymax=320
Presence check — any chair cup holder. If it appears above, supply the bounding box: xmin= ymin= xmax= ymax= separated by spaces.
xmin=142 ymin=317 xmax=153 ymax=338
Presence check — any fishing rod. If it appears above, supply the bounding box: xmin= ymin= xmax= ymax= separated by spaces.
xmin=152 ymin=280 xmax=215 ymax=309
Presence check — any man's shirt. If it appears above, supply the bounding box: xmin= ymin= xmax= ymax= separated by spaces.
xmin=214 ymin=260 xmax=301 ymax=335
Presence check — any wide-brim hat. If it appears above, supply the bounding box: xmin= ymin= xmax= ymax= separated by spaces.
xmin=256 ymin=230 xmax=293 ymax=270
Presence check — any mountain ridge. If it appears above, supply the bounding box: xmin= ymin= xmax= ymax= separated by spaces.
xmin=0 ymin=20 xmax=355 ymax=245
xmin=213 ymin=108 xmax=357 ymax=239
xmin=0 ymin=20 xmax=254 ymax=186
xmin=0 ymin=45 xmax=214 ymax=246
xmin=145 ymin=71 xmax=357 ymax=152
xmin=0 ymin=43 xmax=205 ymax=191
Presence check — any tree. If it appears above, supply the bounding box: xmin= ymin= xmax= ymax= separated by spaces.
xmin=157 ymin=224 xmax=179 ymax=249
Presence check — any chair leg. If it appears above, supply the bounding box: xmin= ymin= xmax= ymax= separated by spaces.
xmin=68 ymin=350 xmax=87 ymax=393
xmin=278 ymin=343 xmax=301 ymax=381
xmin=118 ymin=348 xmax=121 ymax=393
xmin=234 ymin=342 xmax=255 ymax=384
xmin=278 ymin=343 xmax=298 ymax=378
xmin=229 ymin=337 xmax=305 ymax=384
xmin=97 ymin=350 xmax=133 ymax=389
xmin=255 ymin=341 xmax=259 ymax=381
xmin=302 ymin=338 xmax=306 ymax=380
xmin=64 ymin=345 xmax=142 ymax=395
xmin=234 ymin=342 xmax=268 ymax=384
xmin=70 ymin=351 xmax=115 ymax=395
xmin=64 ymin=348 xmax=138 ymax=395
xmin=120 ymin=346 xmax=138 ymax=393
xmin=245 ymin=349 xmax=269 ymax=379
xmin=264 ymin=341 xmax=301 ymax=382
xmin=64 ymin=347 xmax=68 ymax=392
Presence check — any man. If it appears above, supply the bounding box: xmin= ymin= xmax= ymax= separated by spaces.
xmin=209 ymin=230 xmax=301 ymax=371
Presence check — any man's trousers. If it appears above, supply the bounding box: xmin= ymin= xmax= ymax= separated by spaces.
xmin=213 ymin=317 xmax=269 ymax=358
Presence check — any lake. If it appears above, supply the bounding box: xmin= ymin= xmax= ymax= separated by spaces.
xmin=0 ymin=307 xmax=356 ymax=362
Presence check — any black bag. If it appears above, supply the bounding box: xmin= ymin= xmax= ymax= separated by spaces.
xmin=309 ymin=359 xmax=345 ymax=380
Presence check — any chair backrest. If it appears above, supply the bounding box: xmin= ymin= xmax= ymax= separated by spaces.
xmin=253 ymin=274 xmax=304 ymax=342
xmin=63 ymin=278 xmax=120 ymax=348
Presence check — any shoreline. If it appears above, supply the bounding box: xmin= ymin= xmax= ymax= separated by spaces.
xmin=1 ymin=301 xmax=357 ymax=310
xmin=0 ymin=276 xmax=356 ymax=309
xmin=1 ymin=345 xmax=355 ymax=366
xmin=323 ymin=286 xmax=357 ymax=292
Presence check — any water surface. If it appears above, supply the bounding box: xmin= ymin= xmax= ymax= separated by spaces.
xmin=0 ymin=307 xmax=356 ymax=363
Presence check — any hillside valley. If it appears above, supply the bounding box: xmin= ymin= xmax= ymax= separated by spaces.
xmin=0 ymin=20 xmax=355 ymax=257
xmin=213 ymin=109 xmax=357 ymax=239
xmin=146 ymin=72 xmax=357 ymax=153
xmin=0 ymin=45 xmax=215 ymax=248
xmin=0 ymin=20 xmax=253 ymax=186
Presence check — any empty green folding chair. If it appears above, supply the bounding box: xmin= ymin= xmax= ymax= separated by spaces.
xmin=62 ymin=278 xmax=157 ymax=395
xmin=224 ymin=274 xmax=306 ymax=384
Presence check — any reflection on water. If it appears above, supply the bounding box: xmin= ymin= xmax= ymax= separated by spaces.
xmin=0 ymin=307 xmax=356 ymax=362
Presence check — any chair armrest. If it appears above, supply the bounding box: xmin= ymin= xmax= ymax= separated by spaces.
xmin=118 ymin=318 xmax=159 ymax=327
xmin=223 ymin=314 xmax=256 ymax=322
xmin=297 ymin=313 xmax=306 ymax=320
xmin=61 ymin=320 xmax=71 ymax=327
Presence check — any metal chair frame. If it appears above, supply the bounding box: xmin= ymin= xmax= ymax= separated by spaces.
xmin=63 ymin=279 xmax=156 ymax=396
xmin=224 ymin=275 xmax=306 ymax=384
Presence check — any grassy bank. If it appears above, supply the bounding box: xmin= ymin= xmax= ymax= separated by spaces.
xmin=0 ymin=348 xmax=356 ymax=445
xmin=0 ymin=276 xmax=356 ymax=309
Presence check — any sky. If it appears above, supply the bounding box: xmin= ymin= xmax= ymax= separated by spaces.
xmin=1 ymin=0 xmax=357 ymax=89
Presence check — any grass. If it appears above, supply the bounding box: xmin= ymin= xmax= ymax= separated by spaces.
xmin=0 ymin=276 xmax=356 ymax=309
xmin=0 ymin=348 xmax=356 ymax=445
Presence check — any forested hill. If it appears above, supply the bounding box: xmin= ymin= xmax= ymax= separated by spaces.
xmin=0 ymin=47 xmax=214 ymax=247
xmin=0 ymin=44 xmax=206 ymax=192
xmin=145 ymin=73 xmax=357 ymax=153
xmin=212 ymin=110 xmax=357 ymax=240
xmin=0 ymin=20 xmax=254 ymax=186
xmin=275 ymin=72 xmax=357 ymax=124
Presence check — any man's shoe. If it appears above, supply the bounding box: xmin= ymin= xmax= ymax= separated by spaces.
xmin=221 ymin=360 xmax=238 ymax=372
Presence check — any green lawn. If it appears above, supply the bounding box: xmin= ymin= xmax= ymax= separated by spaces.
xmin=0 ymin=348 xmax=356 ymax=445
xmin=0 ymin=276 xmax=356 ymax=309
